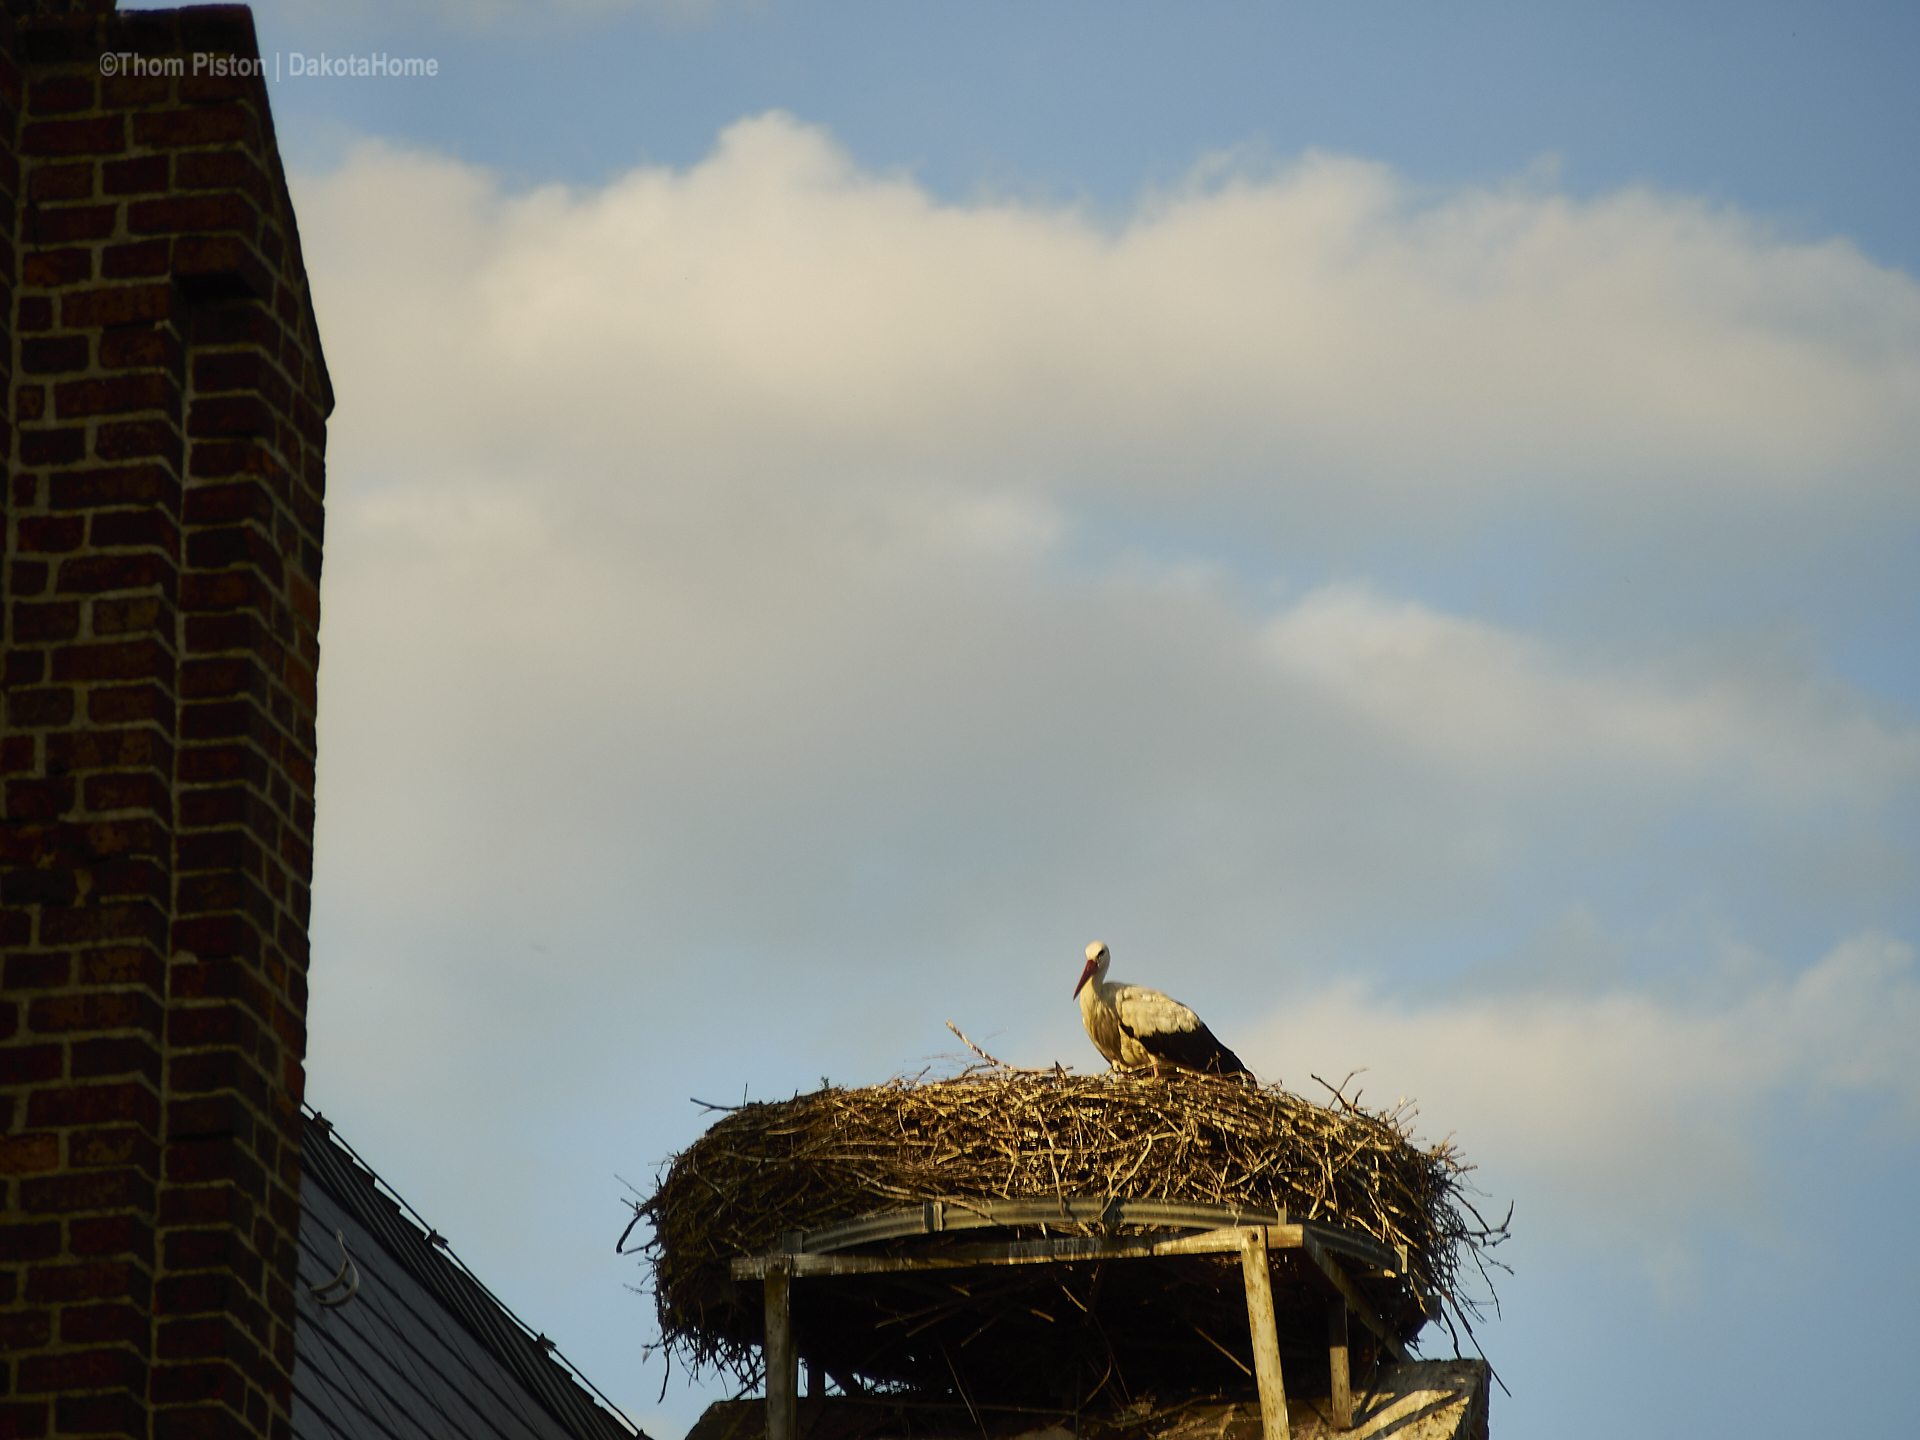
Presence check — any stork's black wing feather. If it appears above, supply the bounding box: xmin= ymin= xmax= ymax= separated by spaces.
xmin=1119 ymin=1017 xmax=1251 ymax=1076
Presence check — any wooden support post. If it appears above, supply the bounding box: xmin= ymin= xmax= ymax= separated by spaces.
xmin=765 ymin=1259 xmax=798 ymax=1440
xmin=1327 ymin=1297 xmax=1352 ymax=1431
xmin=1300 ymin=1235 xmax=1410 ymax=1364
xmin=1239 ymin=1228 xmax=1292 ymax=1440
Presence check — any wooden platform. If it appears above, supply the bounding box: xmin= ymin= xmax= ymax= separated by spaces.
xmin=730 ymin=1200 xmax=1440 ymax=1440
xmin=686 ymin=1362 xmax=1489 ymax=1440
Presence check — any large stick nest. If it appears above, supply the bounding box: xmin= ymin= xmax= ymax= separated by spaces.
xmin=634 ymin=1066 xmax=1504 ymax=1404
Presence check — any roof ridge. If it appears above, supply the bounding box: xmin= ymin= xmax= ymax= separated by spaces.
xmin=300 ymin=1104 xmax=643 ymax=1440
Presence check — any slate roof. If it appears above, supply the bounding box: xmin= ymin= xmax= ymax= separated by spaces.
xmin=295 ymin=1110 xmax=641 ymax=1440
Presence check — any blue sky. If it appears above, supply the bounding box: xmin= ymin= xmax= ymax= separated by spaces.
xmin=144 ymin=2 xmax=1920 ymax=1435
xmin=266 ymin=2 xmax=1920 ymax=274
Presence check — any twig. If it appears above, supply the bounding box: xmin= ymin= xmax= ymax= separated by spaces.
xmin=940 ymin=1342 xmax=988 ymax=1440
xmin=944 ymin=1021 xmax=1008 ymax=1068
xmin=615 ymin=1205 xmax=644 ymax=1254
xmin=1190 ymin=1325 xmax=1252 ymax=1377
xmin=1310 ymin=1070 xmax=1369 ymax=1111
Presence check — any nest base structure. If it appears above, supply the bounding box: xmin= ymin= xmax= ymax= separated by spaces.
xmin=734 ymin=1198 xmax=1424 ymax=1440
xmin=640 ymin=1071 xmax=1498 ymax=1426
xmin=688 ymin=1360 xmax=1490 ymax=1440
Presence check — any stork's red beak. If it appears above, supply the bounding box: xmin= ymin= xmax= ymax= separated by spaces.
xmin=1072 ymin=958 xmax=1097 ymax=998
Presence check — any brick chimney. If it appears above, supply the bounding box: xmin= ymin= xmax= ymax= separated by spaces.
xmin=1 ymin=6 xmax=331 ymax=1440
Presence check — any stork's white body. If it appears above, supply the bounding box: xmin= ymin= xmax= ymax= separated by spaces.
xmin=1073 ymin=942 xmax=1250 ymax=1077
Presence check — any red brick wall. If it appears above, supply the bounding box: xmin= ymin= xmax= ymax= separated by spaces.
xmin=1 ymin=6 xmax=331 ymax=1440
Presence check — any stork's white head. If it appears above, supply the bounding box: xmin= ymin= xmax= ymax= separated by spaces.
xmin=1074 ymin=941 xmax=1110 ymax=998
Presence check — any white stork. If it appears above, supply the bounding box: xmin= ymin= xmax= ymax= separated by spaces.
xmin=1072 ymin=941 xmax=1251 ymax=1078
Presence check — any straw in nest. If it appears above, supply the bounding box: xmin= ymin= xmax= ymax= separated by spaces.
xmin=632 ymin=1061 xmax=1506 ymax=1403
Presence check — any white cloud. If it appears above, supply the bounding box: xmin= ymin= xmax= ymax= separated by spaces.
xmin=1262 ymin=584 xmax=1920 ymax=805
xmin=292 ymin=117 xmax=1920 ymax=1003
xmin=294 ymin=114 xmax=1920 ymax=535
xmin=1247 ymin=932 xmax=1920 ymax=1258
xmin=287 ymin=119 xmax=1920 ymax=1384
